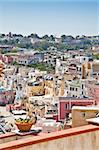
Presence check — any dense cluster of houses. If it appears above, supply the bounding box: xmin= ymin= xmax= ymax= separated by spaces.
xmin=0 ymin=43 xmax=99 ymax=134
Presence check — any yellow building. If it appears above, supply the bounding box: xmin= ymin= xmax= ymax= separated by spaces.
xmin=82 ymin=61 xmax=99 ymax=79
xmin=82 ymin=62 xmax=91 ymax=79
xmin=44 ymin=80 xmax=54 ymax=96
xmin=44 ymin=76 xmax=65 ymax=97
xmin=72 ymin=106 xmax=99 ymax=127
xmin=26 ymin=81 xmax=45 ymax=97
xmin=26 ymin=74 xmax=66 ymax=98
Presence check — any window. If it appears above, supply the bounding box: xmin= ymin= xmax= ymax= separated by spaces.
xmin=93 ymin=73 xmax=96 ymax=75
xmin=83 ymin=58 xmax=86 ymax=60
xmin=65 ymin=113 xmax=69 ymax=119
xmin=82 ymin=112 xmax=85 ymax=117
xmin=65 ymin=104 xmax=69 ymax=110
xmin=70 ymin=87 xmax=74 ymax=91
xmin=76 ymin=88 xmax=78 ymax=91
xmin=65 ymin=104 xmax=68 ymax=109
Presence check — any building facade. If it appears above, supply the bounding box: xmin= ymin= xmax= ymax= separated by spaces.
xmin=58 ymin=97 xmax=94 ymax=121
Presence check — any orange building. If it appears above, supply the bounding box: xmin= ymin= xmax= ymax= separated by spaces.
xmin=0 ymin=61 xmax=4 ymax=77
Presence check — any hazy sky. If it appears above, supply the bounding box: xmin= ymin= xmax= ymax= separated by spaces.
xmin=0 ymin=0 xmax=99 ymax=36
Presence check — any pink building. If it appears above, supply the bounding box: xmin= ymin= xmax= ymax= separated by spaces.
xmin=0 ymin=87 xmax=15 ymax=106
xmin=0 ymin=55 xmax=3 ymax=62
xmin=88 ymin=83 xmax=99 ymax=104
xmin=58 ymin=97 xmax=94 ymax=121
xmin=3 ymin=55 xmax=13 ymax=63
xmin=0 ymin=54 xmax=13 ymax=64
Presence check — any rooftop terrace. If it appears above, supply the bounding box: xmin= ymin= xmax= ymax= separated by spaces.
xmin=0 ymin=124 xmax=99 ymax=150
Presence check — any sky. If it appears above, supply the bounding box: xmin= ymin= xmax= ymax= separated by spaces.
xmin=0 ymin=0 xmax=99 ymax=37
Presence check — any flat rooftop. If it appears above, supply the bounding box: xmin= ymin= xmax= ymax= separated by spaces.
xmin=72 ymin=106 xmax=99 ymax=111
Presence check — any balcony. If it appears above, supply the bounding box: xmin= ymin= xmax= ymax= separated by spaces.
xmin=0 ymin=124 xmax=99 ymax=150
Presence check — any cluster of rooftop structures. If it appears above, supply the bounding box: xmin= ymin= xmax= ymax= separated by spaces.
xmin=0 ymin=33 xmax=99 ymax=149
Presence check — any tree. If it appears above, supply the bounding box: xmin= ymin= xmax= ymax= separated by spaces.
xmin=50 ymin=35 xmax=55 ymax=41
xmin=75 ymin=35 xmax=80 ymax=40
xmin=3 ymin=39 xmax=8 ymax=44
xmin=93 ymin=54 xmax=99 ymax=60
xmin=61 ymin=35 xmax=66 ymax=42
xmin=16 ymin=39 xmax=19 ymax=43
xmin=33 ymin=41 xmax=50 ymax=51
xmin=42 ymin=35 xmax=49 ymax=40
xmin=28 ymin=33 xmax=39 ymax=39
xmin=0 ymin=34 xmax=5 ymax=38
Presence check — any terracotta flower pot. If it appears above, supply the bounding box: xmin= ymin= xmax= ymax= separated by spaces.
xmin=15 ymin=121 xmax=34 ymax=132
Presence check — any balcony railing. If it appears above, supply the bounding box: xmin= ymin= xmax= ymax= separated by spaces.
xmin=0 ymin=124 xmax=99 ymax=150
